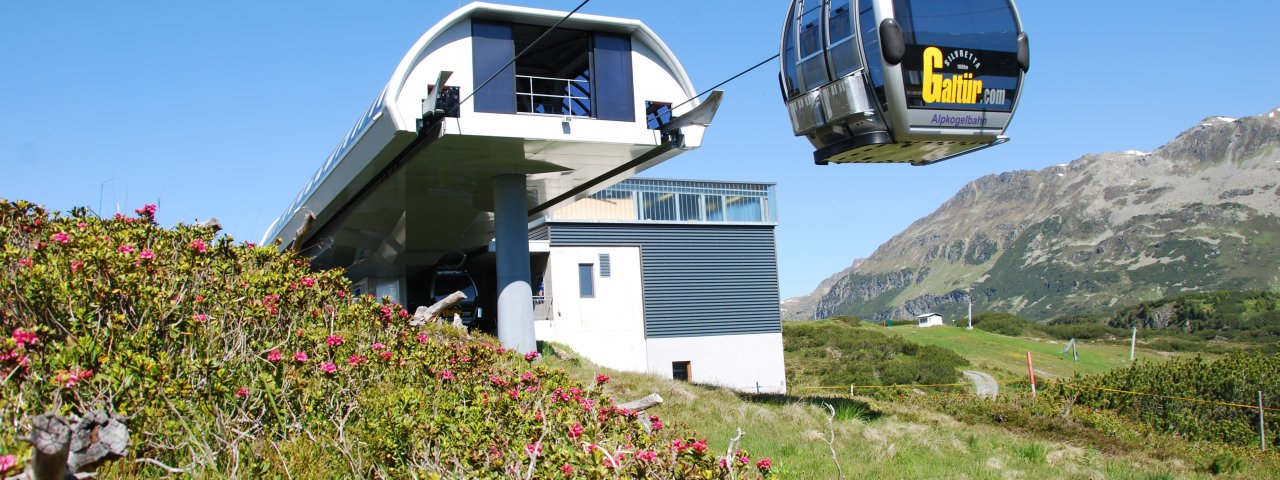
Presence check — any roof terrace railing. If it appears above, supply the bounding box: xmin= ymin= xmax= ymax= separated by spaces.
xmin=546 ymin=179 xmax=777 ymax=224
xmin=516 ymin=75 xmax=591 ymax=117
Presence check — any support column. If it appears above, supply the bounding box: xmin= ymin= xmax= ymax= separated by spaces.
xmin=492 ymin=174 xmax=536 ymax=353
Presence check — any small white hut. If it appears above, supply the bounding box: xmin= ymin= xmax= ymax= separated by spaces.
xmin=916 ymin=313 xmax=944 ymax=328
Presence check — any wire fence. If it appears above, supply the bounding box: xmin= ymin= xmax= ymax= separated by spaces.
xmin=792 ymin=378 xmax=1271 ymax=450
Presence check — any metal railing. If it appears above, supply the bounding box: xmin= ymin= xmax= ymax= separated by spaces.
xmin=516 ymin=75 xmax=590 ymax=117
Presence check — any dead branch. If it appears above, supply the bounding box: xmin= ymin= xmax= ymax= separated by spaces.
xmin=409 ymin=291 xmax=467 ymax=326
xmin=618 ymin=393 xmax=663 ymax=412
xmin=821 ymin=403 xmax=843 ymax=480
xmin=26 ymin=413 xmax=71 ymax=480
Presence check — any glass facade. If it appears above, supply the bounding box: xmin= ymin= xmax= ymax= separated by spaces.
xmin=547 ymin=178 xmax=777 ymax=224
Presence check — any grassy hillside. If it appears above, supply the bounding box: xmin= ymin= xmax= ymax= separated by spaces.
xmin=866 ymin=323 xmax=1183 ymax=381
xmin=544 ymin=343 xmax=1279 ymax=479
xmin=782 ymin=316 xmax=969 ymax=389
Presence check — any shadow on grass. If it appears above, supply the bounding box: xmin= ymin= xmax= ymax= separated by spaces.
xmin=734 ymin=392 xmax=883 ymax=422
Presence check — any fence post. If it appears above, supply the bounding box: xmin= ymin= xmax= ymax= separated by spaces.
xmin=756 ymin=382 xmax=761 ymax=394
xmin=1026 ymin=351 xmax=1037 ymax=397
xmin=849 ymin=384 xmax=854 ymax=397
xmin=1262 ymin=391 xmax=1267 ymax=452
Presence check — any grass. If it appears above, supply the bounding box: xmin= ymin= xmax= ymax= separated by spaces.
xmin=539 ymin=343 xmax=1268 ymax=479
xmin=864 ymin=323 xmax=1189 ymax=382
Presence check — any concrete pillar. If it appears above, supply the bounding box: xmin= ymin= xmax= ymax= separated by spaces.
xmin=492 ymin=174 xmax=536 ymax=353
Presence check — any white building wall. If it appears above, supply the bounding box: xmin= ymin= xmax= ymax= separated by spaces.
xmin=646 ymin=333 xmax=788 ymax=394
xmin=535 ymin=246 xmax=648 ymax=372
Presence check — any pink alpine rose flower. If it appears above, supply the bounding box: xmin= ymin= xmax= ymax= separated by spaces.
xmin=524 ymin=442 xmax=542 ymax=458
xmin=293 ymin=351 xmax=309 ymax=362
xmin=325 ymin=335 xmax=344 ymax=347
xmin=756 ymin=457 xmax=773 ymax=471
xmin=52 ymin=231 xmax=70 ymax=244
xmin=0 ymin=454 xmax=16 ymax=473
xmin=266 ymin=349 xmax=282 ymax=363
xmin=235 ymin=387 xmax=249 ymax=399
xmin=12 ymin=329 xmax=39 ymax=348
xmin=524 ymin=351 xmax=539 ymax=361
xmin=189 ymin=239 xmax=208 ymax=253
xmin=595 ymin=374 xmax=610 ymax=384
xmin=320 ymin=362 xmax=338 ymax=374
xmin=117 ymin=244 xmax=134 ymax=254
xmin=690 ymin=439 xmax=708 ymax=454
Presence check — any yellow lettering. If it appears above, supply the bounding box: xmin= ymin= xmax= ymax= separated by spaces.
xmin=923 ymin=47 xmax=1000 ymax=106
xmin=922 ymin=47 xmax=943 ymax=103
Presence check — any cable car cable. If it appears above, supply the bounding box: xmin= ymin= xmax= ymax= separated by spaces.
xmin=667 ymin=53 xmax=779 ymax=115
xmin=448 ymin=0 xmax=593 ymax=117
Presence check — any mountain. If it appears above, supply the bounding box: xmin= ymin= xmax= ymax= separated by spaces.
xmin=785 ymin=107 xmax=1280 ymax=322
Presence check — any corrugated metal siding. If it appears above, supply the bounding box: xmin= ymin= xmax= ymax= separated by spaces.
xmin=528 ymin=224 xmax=550 ymax=241
xmin=548 ymin=223 xmax=781 ymax=338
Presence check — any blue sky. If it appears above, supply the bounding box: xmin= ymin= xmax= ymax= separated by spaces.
xmin=2 ymin=1 xmax=1278 ymax=299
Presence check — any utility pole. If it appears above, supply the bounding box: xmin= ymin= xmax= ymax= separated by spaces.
xmin=1129 ymin=326 xmax=1137 ymax=361
xmin=967 ymin=287 xmax=973 ymax=330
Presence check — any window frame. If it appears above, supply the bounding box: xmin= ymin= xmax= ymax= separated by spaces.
xmin=578 ymin=263 xmax=595 ymax=298
xmin=672 ymin=361 xmax=691 ymax=382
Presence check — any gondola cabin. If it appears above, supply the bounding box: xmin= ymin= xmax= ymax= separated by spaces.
xmin=780 ymin=0 xmax=1028 ymax=165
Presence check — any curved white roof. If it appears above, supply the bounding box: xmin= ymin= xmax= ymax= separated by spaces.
xmin=262 ymin=2 xmax=712 ymax=279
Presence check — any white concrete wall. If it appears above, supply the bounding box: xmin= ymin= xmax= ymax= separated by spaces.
xmin=646 ymin=333 xmax=788 ymax=394
xmin=535 ymin=246 xmax=648 ymax=372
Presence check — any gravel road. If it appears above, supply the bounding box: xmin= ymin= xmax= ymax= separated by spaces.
xmin=963 ymin=370 xmax=998 ymax=398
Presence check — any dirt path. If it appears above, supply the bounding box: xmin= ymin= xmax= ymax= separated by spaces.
xmin=963 ymin=370 xmax=998 ymax=398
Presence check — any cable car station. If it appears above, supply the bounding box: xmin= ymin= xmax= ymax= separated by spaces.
xmin=264 ymin=2 xmax=721 ymax=357
xmin=264 ymin=0 xmax=1026 ymax=392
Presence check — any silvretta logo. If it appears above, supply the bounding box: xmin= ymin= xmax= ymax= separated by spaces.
xmin=921 ymin=46 xmax=1006 ymax=107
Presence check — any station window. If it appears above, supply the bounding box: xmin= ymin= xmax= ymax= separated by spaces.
xmin=646 ymin=101 xmax=673 ymax=129
xmin=641 ymin=192 xmax=677 ymax=221
xmin=514 ymin=24 xmax=592 ymax=117
xmin=473 ymin=22 xmax=634 ymax=120
xmin=672 ymin=361 xmax=691 ymax=382
xmin=578 ymin=263 xmax=595 ymax=297
xmin=726 ymin=196 xmax=764 ymax=222
xmin=678 ymin=194 xmax=702 ymax=221
xmin=705 ymin=195 xmax=724 ymax=221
